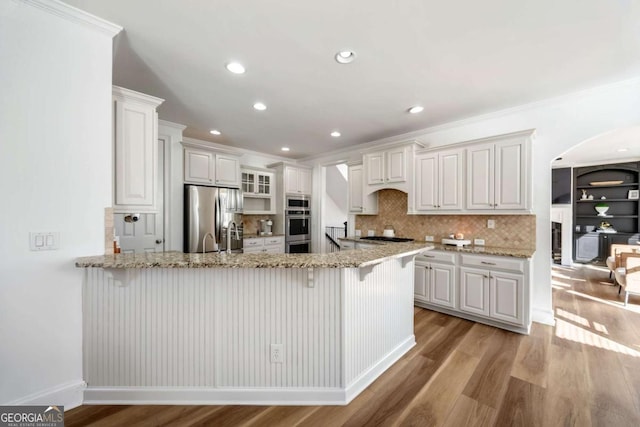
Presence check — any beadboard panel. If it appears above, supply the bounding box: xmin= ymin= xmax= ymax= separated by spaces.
xmin=83 ymin=267 xmax=342 ymax=388
xmin=342 ymin=258 xmax=415 ymax=386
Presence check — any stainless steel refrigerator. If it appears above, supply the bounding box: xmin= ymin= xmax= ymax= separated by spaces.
xmin=184 ymin=185 xmax=243 ymax=253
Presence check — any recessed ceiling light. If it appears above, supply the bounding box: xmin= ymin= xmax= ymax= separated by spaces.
xmin=209 ymin=129 xmax=221 ymax=135
xmin=281 ymin=147 xmax=290 ymax=152
xmin=408 ymin=106 xmax=424 ymax=114
xmin=331 ymin=131 xmax=341 ymax=137
xmin=335 ymin=50 xmax=356 ymax=64
xmin=617 ymin=148 xmax=629 ymax=152
xmin=253 ymin=102 xmax=267 ymax=111
xmin=225 ymin=62 xmax=245 ymax=74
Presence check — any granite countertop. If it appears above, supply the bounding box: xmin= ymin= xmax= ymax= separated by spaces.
xmin=75 ymin=242 xmax=434 ymax=269
xmin=339 ymin=237 xmax=534 ymax=258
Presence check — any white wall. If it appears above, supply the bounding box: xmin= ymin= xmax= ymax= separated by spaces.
xmin=0 ymin=0 xmax=119 ymax=407
xmin=306 ymin=77 xmax=640 ymax=324
xmin=324 ymin=164 xmax=348 ymax=227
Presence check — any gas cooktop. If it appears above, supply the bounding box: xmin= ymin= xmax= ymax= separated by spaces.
xmin=359 ymin=236 xmax=414 ymax=242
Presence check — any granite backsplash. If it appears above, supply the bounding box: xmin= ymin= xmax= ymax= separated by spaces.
xmin=243 ymin=214 xmax=276 ymax=236
xmin=355 ymin=189 xmax=536 ymax=249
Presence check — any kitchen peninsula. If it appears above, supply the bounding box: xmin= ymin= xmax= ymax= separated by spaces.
xmin=75 ymin=243 xmax=432 ymax=405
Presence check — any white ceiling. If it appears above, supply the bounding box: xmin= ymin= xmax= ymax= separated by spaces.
xmin=64 ymin=0 xmax=640 ymax=159
xmin=553 ymin=127 xmax=640 ymax=168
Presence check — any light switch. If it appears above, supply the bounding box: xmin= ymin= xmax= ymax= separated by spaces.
xmin=30 ymin=232 xmax=59 ymax=251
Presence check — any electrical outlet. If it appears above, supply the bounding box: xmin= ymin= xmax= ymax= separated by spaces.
xmin=425 ymin=235 xmax=434 ymax=242
xmin=487 ymin=219 xmax=495 ymax=229
xmin=474 ymin=238 xmax=485 ymax=246
xmin=270 ymin=344 xmax=284 ymax=363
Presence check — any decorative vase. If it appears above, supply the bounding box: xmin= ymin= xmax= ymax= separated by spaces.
xmin=595 ymin=204 xmax=609 ymax=216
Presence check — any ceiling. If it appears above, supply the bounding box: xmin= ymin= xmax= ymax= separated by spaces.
xmin=64 ymin=0 xmax=640 ymax=159
xmin=553 ymin=127 xmax=640 ymax=168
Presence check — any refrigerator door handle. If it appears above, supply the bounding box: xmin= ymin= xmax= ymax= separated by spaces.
xmin=215 ymin=191 xmax=222 ymax=252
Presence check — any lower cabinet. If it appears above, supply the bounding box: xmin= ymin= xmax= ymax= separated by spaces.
xmin=416 ymin=251 xmax=530 ymax=333
xmin=414 ymin=252 xmax=456 ymax=309
xmin=243 ymin=236 xmax=285 ymax=254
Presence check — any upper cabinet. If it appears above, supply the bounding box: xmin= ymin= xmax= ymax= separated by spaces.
xmin=364 ymin=146 xmax=408 ymax=185
xmin=284 ymin=166 xmax=312 ymax=195
xmin=183 ymin=141 xmax=241 ymax=188
xmin=348 ymin=163 xmax=378 ymax=214
xmin=415 ymin=148 xmax=464 ymax=212
xmin=112 ymin=86 xmax=164 ymax=213
xmin=466 ymin=137 xmax=529 ymax=211
xmin=242 ymin=167 xmax=275 ymax=214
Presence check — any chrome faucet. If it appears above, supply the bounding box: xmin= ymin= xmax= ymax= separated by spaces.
xmin=202 ymin=232 xmax=217 ymax=254
xmin=226 ymin=222 xmax=239 ymax=254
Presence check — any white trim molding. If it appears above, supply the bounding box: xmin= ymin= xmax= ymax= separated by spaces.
xmin=20 ymin=0 xmax=122 ymax=37
xmin=6 ymin=380 xmax=86 ymax=411
xmin=532 ymin=308 xmax=556 ymax=326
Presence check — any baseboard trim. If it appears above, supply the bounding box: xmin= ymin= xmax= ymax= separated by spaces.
xmin=343 ymin=335 xmax=416 ymax=404
xmin=7 ymin=380 xmax=86 ymax=411
xmin=84 ymin=336 xmax=416 ymax=406
xmin=532 ymin=308 xmax=556 ymax=326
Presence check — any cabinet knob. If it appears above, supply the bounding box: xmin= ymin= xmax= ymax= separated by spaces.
xmin=155 ymin=239 xmax=164 ymax=244
xmin=484 ymin=275 xmax=489 ymax=278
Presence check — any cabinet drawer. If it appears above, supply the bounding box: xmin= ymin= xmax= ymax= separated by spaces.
xmin=264 ymin=236 xmax=284 ymax=246
xmin=416 ymin=251 xmax=455 ymax=264
xmin=242 ymin=246 xmax=264 ymax=254
xmin=243 ymin=238 xmax=264 ymax=247
xmin=460 ymin=254 xmax=524 ymax=273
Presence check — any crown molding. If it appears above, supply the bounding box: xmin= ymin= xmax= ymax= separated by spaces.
xmin=113 ymin=85 xmax=164 ymax=107
xmin=21 ymin=0 xmax=122 ymax=37
xmin=158 ymin=120 xmax=187 ymax=131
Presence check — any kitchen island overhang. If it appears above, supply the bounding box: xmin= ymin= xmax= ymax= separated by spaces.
xmin=76 ymin=243 xmax=433 ymax=405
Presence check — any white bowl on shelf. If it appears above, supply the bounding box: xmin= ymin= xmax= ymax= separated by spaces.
xmin=595 ymin=206 xmax=609 ymax=216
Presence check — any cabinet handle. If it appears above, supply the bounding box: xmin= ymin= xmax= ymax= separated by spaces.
xmin=480 ymin=261 xmax=496 ymax=265
xmin=433 ymin=205 xmax=437 ymax=208
xmin=423 ymin=255 xmax=435 ymax=258
xmin=484 ymin=275 xmax=489 ymax=279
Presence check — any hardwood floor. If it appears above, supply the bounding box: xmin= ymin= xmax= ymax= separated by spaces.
xmin=66 ymin=265 xmax=640 ymax=426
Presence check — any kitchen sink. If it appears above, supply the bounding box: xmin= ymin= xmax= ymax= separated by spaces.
xmin=360 ymin=236 xmax=414 ymax=242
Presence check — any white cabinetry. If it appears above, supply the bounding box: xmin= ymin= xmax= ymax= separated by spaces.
xmin=284 ymin=166 xmax=312 ymax=195
xmin=415 ymin=148 xmax=463 ymax=211
xmin=466 ymin=138 xmax=528 ymax=211
xmin=241 ymin=168 xmax=275 ymax=214
xmin=459 ymin=254 xmax=526 ymax=327
xmin=183 ymin=142 xmax=241 ymax=188
xmin=243 ymin=236 xmax=285 ymax=253
xmin=364 ymin=146 xmax=408 ymax=185
xmin=348 ymin=163 xmax=378 ymax=214
xmin=414 ymin=251 xmax=456 ymax=309
xmin=415 ymin=251 xmax=530 ymax=333
xmin=112 ymin=86 xmax=164 ymax=213
xmin=184 ymin=148 xmax=215 ymax=184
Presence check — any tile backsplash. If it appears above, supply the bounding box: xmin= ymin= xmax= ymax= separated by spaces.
xmin=243 ymin=214 xmax=275 ymax=236
xmin=104 ymin=207 xmax=114 ymax=254
xmin=355 ymin=190 xmax=536 ymax=249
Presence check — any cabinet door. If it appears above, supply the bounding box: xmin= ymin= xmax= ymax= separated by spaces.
xmin=348 ymin=164 xmax=364 ymax=212
xmin=241 ymin=171 xmax=255 ymax=193
xmin=299 ymin=168 xmax=312 ymax=195
xmin=284 ymin=167 xmax=299 ymax=193
xmin=365 ymin=152 xmax=385 ymax=185
xmin=414 ymin=263 xmax=430 ymax=303
xmin=415 ymin=153 xmax=438 ymax=211
xmin=466 ymin=143 xmax=495 ymax=210
xmin=490 ymin=271 xmax=524 ymax=326
xmin=495 ymin=140 xmax=526 ymax=209
xmin=439 ymin=149 xmax=463 ymax=210
xmin=429 ymin=263 xmax=456 ymax=308
xmin=459 ymin=267 xmax=490 ymax=317
xmin=386 ymin=147 xmax=407 ymax=183
xmin=575 ymin=234 xmax=601 ymax=262
xmin=215 ymin=154 xmax=240 ymax=187
xmin=114 ymin=100 xmax=157 ymax=209
xmin=256 ymin=172 xmax=273 ymax=196
xmin=184 ymin=148 xmax=214 ymax=184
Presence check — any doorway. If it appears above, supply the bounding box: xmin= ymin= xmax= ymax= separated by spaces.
xmin=114 ymin=138 xmax=165 ymax=253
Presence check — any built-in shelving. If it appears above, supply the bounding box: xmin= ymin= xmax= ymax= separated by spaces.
xmin=573 ymin=161 xmax=640 ymax=264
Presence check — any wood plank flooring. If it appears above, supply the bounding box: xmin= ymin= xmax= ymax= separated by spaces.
xmin=66 ymin=265 xmax=640 ymax=426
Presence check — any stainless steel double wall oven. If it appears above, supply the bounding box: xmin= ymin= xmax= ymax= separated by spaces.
xmin=285 ymin=195 xmax=311 ymax=253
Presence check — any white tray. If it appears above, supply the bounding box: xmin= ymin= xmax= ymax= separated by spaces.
xmin=441 ymin=238 xmax=471 ymax=247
